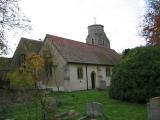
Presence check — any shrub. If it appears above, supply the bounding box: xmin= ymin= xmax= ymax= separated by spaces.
xmin=109 ymin=46 xmax=160 ymax=103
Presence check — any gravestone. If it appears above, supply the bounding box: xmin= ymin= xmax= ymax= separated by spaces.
xmin=99 ymin=80 xmax=106 ymax=89
xmin=0 ymin=116 xmax=5 ymax=120
xmin=86 ymin=102 xmax=104 ymax=117
xmin=148 ymin=97 xmax=160 ymax=120
xmin=45 ymin=97 xmax=62 ymax=112
xmin=0 ymin=105 xmax=5 ymax=120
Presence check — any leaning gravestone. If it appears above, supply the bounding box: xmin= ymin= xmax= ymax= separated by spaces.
xmin=86 ymin=102 xmax=104 ymax=117
xmin=148 ymin=97 xmax=160 ymax=120
xmin=99 ymin=80 xmax=107 ymax=89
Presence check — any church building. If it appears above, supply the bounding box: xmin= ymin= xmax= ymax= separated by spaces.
xmin=0 ymin=24 xmax=120 ymax=91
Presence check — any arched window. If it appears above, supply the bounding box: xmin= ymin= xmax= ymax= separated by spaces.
xmin=45 ymin=61 xmax=52 ymax=76
xmin=106 ymin=67 xmax=111 ymax=76
xmin=92 ymin=39 xmax=94 ymax=44
xmin=18 ymin=54 xmax=26 ymax=66
xmin=77 ymin=67 xmax=83 ymax=79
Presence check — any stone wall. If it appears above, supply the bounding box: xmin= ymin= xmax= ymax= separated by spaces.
xmin=39 ymin=39 xmax=66 ymax=91
xmin=64 ymin=64 xmax=112 ymax=91
xmin=86 ymin=24 xmax=110 ymax=48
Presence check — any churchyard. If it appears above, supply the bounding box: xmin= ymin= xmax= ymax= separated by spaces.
xmin=2 ymin=89 xmax=147 ymax=120
xmin=1 ymin=0 xmax=160 ymax=119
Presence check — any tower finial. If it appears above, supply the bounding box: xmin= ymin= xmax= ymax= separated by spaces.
xmin=93 ymin=16 xmax=96 ymax=24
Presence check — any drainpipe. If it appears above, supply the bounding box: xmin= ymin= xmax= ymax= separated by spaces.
xmin=85 ymin=64 xmax=88 ymax=90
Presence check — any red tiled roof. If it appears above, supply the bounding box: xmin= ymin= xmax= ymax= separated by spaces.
xmin=46 ymin=34 xmax=120 ymax=65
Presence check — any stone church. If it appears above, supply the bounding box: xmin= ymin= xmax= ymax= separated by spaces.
xmin=0 ymin=24 xmax=120 ymax=91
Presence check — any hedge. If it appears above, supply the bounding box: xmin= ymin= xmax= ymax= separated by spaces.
xmin=109 ymin=46 xmax=160 ymax=103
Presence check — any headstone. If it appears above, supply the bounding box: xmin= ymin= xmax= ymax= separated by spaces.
xmin=148 ymin=97 xmax=160 ymax=120
xmin=60 ymin=112 xmax=69 ymax=118
xmin=68 ymin=109 xmax=76 ymax=116
xmin=0 ymin=105 xmax=6 ymax=117
xmin=99 ymin=80 xmax=106 ymax=89
xmin=86 ymin=102 xmax=104 ymax=117
xmin=78 ymin=116 xmax=87 ymax=120
xmin=0 ymin=106 xmax=3 ymax=115
xmin=45 ymin=97 xmax=62 ymax=112
xmin=0 ymin=116 xmax=5 ymax=120
xmin=78 ymin=116 xmax=89 ymax=120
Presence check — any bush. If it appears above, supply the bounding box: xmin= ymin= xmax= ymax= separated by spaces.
xmin=109 ymin=46 xmax=160 ymax=103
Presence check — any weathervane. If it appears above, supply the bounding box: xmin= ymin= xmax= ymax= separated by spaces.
xmin=93 ymin=16 xmax=96 ymax=24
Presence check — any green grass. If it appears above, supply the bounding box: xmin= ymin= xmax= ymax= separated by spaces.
xmin=5 ymin=89 xmax=147 ymax=120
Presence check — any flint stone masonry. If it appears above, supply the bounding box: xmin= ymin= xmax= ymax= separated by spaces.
xmin=86 ymin=102 xmax=104 ymax=117
xmin=148 ymin=97 xmax=160 ymax=120
xmin=86 ymin=24 xmax=110 ymax=48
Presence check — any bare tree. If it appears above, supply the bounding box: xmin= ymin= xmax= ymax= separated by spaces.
xmin=141 ymin=0 xmax=160 ymax=46
xmin=0 ymin=0 xmax=32 ymax=55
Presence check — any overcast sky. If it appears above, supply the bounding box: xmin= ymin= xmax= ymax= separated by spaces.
xmin=7 ymin=0 xmax=146 ymax=56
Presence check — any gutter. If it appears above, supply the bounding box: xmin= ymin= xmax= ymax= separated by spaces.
xmin=85 ymin=64 xmax=88 ymax=90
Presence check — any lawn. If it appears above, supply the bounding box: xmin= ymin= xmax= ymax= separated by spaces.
xmin=5 ymin=89 xmax=147 ymax=120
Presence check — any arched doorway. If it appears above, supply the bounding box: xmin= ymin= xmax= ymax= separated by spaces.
xmin=91 ymin=71 xmax=96 ymax=89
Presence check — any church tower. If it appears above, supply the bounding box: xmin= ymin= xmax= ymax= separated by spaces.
xmin=86 ymin=24 xmax=110 ymax=48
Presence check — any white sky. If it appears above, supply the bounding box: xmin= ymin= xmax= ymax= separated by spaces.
xmin=7 ymin=0 xmax=146 ymax=56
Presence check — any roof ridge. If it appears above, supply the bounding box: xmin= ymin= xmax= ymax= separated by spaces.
xmin=21 ymin=37 xmax=43 ymax=42
xmin=46 ymin=34 xmax=114 ymax=51
xmin=46 ymin=34 xmax=85 ymax=44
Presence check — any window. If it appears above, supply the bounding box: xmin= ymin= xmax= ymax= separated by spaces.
xmin=92 ymin=39 xmax=94 ymax=44
xmin=18 ymin=54 xmax=26 ymax=66
xmin=45 ymin=61 xmax=53 ymax=76
xmin=64 ymin=65 xmax=70 ymax=80
xmin=77 ymin=67 xmax=83 ymax=79
xmin=48 ymin=62 xmax=53 ymax=75
xmin=106 ymin=67 xmax=111 ymax=76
